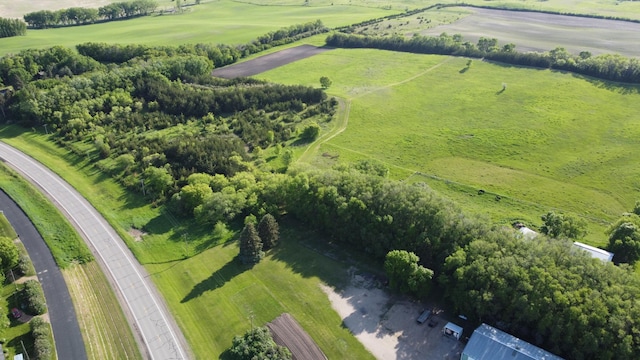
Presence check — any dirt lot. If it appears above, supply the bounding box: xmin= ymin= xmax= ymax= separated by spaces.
xmin=422 ymin=7 xmax=640 ymax=57
xmin=212 ymin=45 xmax=332 ymax=79
xmin=321 ymin=268 xmax=464 ymax=360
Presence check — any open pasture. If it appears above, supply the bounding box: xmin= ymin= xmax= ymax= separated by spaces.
xmin=256 ymin=48 xmax=640 ymax=244
xmin=0 ymin=0 xmax=396 ymax=56
xmin=422 ymin=7 xmax=640 ymax=57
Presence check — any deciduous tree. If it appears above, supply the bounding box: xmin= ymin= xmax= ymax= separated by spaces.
xmin=540 ymin=211 xmax=587 ymax=239
xmin=0 ymin=236 xmax=19 ymax=271
xmin=228 ymin=327 xmax=291 ymax=360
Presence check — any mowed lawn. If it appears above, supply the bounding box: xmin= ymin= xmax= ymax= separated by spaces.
xmin=257 ymin=49 xmax=640 ymax=245
xmin=146 ymin=227 xmax=373 ymax=359
xmin=0 ymin=0 xmax=396 ymax=56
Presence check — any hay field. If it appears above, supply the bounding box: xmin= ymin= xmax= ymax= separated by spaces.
xmin=256 ymin=48 xmax=640 ymax=245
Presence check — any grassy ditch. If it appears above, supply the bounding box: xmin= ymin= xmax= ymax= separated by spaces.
xmin=63 ymin=262 xmax=142 ymax=360
xmin=256 ymin=48 xmax=640 ymax=246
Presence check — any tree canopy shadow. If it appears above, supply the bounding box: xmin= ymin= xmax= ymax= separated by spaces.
xmin=181 ymin=256 xmax=247 ymax=303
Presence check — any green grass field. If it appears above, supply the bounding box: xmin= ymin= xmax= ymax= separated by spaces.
xmin=0 ymin=0 xmax=397 ymax=56
xmin=0 ymin=212 xmax=18 ymax=240
xmin=147 ymin=223 xmax=373 ymax=359
xmin=256 ymin=49 xmax=640 ymax=246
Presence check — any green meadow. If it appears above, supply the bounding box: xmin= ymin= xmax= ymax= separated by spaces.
xmin=257 ymin=48 xmax=640 ymax=246
xmin=0 ymin=0 xmax=397 ymax=56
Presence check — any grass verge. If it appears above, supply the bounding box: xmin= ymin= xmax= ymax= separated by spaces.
xmin=0 ymin=212 xmax=17 ymax=240
xmin=0 ymin=162 xmax=92 ymax=267
xmin=63 ymin=262 xmax=142 ymax=360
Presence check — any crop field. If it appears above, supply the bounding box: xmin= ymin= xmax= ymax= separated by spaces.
xmin=421 ymin=7 xmax=640 ymax=57
xmin=256 ymin=48 xmax=640 ymax=246
xmin=146 ymin=226 xmax=373 ymax=359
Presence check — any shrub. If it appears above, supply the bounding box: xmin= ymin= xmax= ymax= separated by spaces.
xmin=31 ymin=317 xmax=53 ymax=360
xmin=22 ymin=280 xmax=47 ymax=315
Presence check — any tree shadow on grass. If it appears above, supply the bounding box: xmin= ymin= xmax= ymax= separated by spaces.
xmin=181 ymin=256 xmax=248 ymax=303
xmin=268 ymin=217 xmax=383 ymax=290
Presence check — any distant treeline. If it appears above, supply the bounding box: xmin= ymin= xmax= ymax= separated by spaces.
xmin=0 ymin=17 xmax=26 ymax=38
xmin=326 ymin=33 xmax=640 ymax=84
xmin=336 ymin=3 xmax=640 ymax=34
xmin=77 ymin=20 xmax=327 ymax=65
xmin=23 ymin=0 xmax=157 ymax=29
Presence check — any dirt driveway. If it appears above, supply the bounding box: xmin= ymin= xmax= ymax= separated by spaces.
xmin=212 ymin=45 xmax=332 ymax=78
xmin=321 ymin=268 xmax=464 ymax=360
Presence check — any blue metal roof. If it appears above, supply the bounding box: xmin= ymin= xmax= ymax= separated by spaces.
xmin=462 ymin=324 xmax=564 ymax=360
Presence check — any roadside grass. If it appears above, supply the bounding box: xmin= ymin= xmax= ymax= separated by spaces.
xmin=256 ymin=48 xmax=640 ymax=246
xmin=147 ymin=221 xmax=374 ymax=359
xmin=0 ymin=127 xmax=222 ymax=264
xmin=63 ymin=262 xmax=142 ymax=360
xmin=0 ymin=0 xmax=397 ymax=56
xmin=0 ymin=212 xmax=17 ymax=240
xmin=0 ymin=162 xmax=92 ymax=268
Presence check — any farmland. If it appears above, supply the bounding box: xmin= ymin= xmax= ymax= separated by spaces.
xmin=2 ymin=0 xmax=640 ymax=359
xmin=256 ymin=48 xmax=640 ymax=246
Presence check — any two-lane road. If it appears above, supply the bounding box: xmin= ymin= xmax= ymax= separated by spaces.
xmin=0 ymin=142 xmax=191 ymax=360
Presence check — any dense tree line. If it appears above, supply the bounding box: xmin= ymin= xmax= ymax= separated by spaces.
xmin=326 ymin=32 xmax=640 ymax=84
xmin=0 ymin=17 xmax=27 ymax=38
xmin=77 ymin=20 xmax=326 ymax=66
xmin=440 ymin=232 xmax=640 ymax=359
xmin=23 ymin=0 xmax=157 ymax=28
xmin=2 ymin=47 xmax=332 ymax=200
xmin=0 ymin=46 xmax=103 ymax=90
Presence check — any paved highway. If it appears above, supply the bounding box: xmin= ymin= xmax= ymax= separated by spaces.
xmin=0 ymin=190 xmax=88 ymax=360
xmin=0 ymin=142 xmax=191 ymax=360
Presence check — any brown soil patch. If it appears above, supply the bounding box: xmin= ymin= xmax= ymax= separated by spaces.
xmin=266 ymin=313 xmax=327 ymax=360
xmin=212 ymin=45 xmax=333 ymax=79
xmin=128 ymin=228 xmax=147 ymax=242
xmin=423 ymin=7 xmax=640 ymax=57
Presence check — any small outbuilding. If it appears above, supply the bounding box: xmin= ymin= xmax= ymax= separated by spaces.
xmin=572 ymin=241 xmax=613 ymax=262
xmin=442 ymin=322 xmax=463 ymax=340
xmin=461 ymin=323 xmax=563 ymax=360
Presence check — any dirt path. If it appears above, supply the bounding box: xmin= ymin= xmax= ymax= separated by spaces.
xmin=298 ymin=57 xmax=452 ymax=165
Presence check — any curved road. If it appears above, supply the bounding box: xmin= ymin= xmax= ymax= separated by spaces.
xmin=0 ymin=190 xmax=87 ymax=360
xmin=0 ymin=142 xmax=191 ymax=360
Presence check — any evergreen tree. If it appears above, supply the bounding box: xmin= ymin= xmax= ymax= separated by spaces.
xmin=258 ymin=214 xmax=279 ymax=250
xmin=239 ymin=223 xmax=263 ymax=265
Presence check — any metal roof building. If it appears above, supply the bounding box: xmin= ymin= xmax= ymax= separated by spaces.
xmin=461 ymin=324 xmax=564 ymax=360
xmin=572 ymin=241 xmax=614 ymax=262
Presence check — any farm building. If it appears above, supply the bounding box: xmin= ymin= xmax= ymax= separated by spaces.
xmin=461 ymin=324 xmax=563 ymax=360
xmin=442 ymin=322 xmax=463 ymax=340
xmin=513 ymin=223 xmax=538 ymax=240
xmin=572 ymin=241 xmax=613 ymax=262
